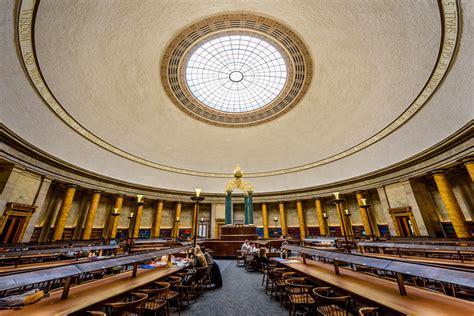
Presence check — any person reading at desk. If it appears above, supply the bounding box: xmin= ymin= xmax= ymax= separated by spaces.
xmin=241 ymin=240 xmax=251 ymax=254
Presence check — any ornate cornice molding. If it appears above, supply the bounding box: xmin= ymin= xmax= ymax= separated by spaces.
xmin=16 ymin=0 xmax=461 ymax=178
xmin=0 ymin=121 xmax=471 ymax=202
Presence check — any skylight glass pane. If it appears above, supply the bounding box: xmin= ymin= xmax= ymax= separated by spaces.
xmin=185 ymin=35 xmax=288 ymax=113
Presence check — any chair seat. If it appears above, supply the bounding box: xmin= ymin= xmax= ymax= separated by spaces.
xmin=289 ymin=294 xmax=315 ymax=304
xmin=143 ymin=299 xmax=167 ymax=311
xmin=317 ymin=304 xmax=349 ymax=316
xmin=166 ymin=290 xmax=179 ymax=299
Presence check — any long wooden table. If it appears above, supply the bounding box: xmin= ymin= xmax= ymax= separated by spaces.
xmin=0 ymin=265 xmax=182 ymax=316
xmin=361 ymin=252 xmax=474 ymax=270
xmin=275 ymin=258 xmax=474 ymax=315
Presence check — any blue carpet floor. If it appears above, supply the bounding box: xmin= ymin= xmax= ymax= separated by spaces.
xmin=181 ymin=259 xmax=287 ymax=316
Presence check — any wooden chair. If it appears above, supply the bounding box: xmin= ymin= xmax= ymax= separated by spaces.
xmin=359 ymin=307 xmax=379 ymax=316
xmin=138 ymin=282 xmax=169 ymax=316
xmin=266 ymin=267 xmax=286 ymax=296
xmin=160 ymin=276 xmax=182 ymax=315
xmin=279 ymin=271 xmax=296 ymax=307
xmin=312 ymin=287 xmax=353 ymax=316
xmin=245 ymin=254 xmax=258 ymax=271
xmin=236 ymin=250 xmax=245 ymax=267
xmin=285 ymin=278 xmax=315 ymax=316
xmin=193 ymin=266 xmax=209 ymax=295
xmin=177 ymin=272 xmax=197 ymax=308
xmin=261 ymin=262 xmax=277 ymax=286
xmin=105 ymin=292 xmax=148 ymax=316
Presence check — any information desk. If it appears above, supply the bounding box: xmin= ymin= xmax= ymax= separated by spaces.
xmin=274 ymin=257 xmax=474 ymax=315
xmin=0 ymin=265 xmax=182 ymax=316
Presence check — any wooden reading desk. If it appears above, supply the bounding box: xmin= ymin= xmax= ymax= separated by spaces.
xmin=0 ymin=265 xmax=182 ymax=316
xmin=275 ymin=257 xmax=474 ymax=315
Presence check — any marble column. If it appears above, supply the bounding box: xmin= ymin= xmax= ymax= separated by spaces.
xmin=356 ymin=193 xmax=373 ymax=237
xmin=279 ymin=202 xmax=287 ymax=237
xmin=152 ymin=200 xmax=163 ymax=238
xmin=133 ymin=201 xmax=144 ymax=239
xmin=248 ymin=191 xmax=254 ymax=224
xmin=262 ymin=203 xmax=269 ymax=238
xmin=174 ymin=202 xmax=182 ymax=238
xmin=225 ymin=191 xmax=232 ymax=224
xmin=52 ymin=185 xmax=76 ymax=241
xmin=244 ymin=195 xmax=249 ymax=225
xmin=110 ymin=195 xmax=124 ymax=239
xmin=433 ymin=171 xmax=471 ymax=238
xmin=296 ymin=200 xmax=306 ymax=240
xmin=315 ymin=198 xmax=327 ymax=236
xmin=82 ymin=191 xmax=101 ymax=240
xmin=464 ymin=160 xmax=474 ymax=182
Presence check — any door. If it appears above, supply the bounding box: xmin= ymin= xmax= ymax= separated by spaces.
xmin=395 ymin=216 xmax=415 ymax=237
xmin=0 ymin=215 xmax=26 ymax=243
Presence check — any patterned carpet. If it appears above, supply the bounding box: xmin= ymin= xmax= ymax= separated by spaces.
xmin=181 ymin=259 xmax=287 ymax=316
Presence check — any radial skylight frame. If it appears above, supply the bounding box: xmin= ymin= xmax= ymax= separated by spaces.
xmin=161 ymin=14 xmax=313 ymax=127
xmin=184 ymin=34 xmax=288 ymax=113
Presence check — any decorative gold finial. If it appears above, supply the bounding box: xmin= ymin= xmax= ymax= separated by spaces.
xmin=234 ymin=166 xmax=243 ymax=178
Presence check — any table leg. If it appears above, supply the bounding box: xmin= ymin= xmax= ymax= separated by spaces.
xmin=395 ymin=272 xmax=407 ymax=296
xmin=61 ymin=276 xmax=72 ymax=300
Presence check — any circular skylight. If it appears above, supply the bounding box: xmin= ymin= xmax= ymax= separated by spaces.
xmin=185 ymin=35 xmax=288 ymax=113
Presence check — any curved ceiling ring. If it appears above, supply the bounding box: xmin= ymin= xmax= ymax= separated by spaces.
xmin=16 ymin=0 xmax=459 ymax=178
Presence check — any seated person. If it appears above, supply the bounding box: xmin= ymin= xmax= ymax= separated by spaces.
xmin=241 ymin=240 xmax=251 ymax=253
xmin=249 ymin=242 xmax=258 ymax=253
xmin=194 ymin=245 xmax=208 ymax=268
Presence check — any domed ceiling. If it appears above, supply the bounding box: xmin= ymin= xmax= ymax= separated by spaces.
xmin=1 ymin=0 xmax=471 ymax=193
